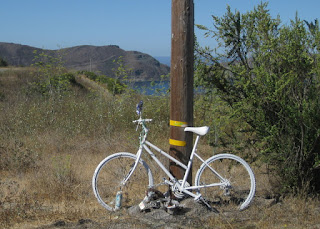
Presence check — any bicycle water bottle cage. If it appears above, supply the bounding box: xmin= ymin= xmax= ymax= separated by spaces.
xmin=136 ymin=100 xmax=143 ymax=116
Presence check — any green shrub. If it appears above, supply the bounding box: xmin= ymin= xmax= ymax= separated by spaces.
xmin=28 ymin=72 xmax=75 ymax=95
xmin=0 ymin=57 xmax=8 ymax=67
xmin=30 ymin=51 xmax=74 ymax=95
xmin=78 ymin=70 xmax=127 ymax=95
xmin=78 ymin=70 xmax=99 ymax=81
xmin=196 ymin=2 xmax=320 ymax=194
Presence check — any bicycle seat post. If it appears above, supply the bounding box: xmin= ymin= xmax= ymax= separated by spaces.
xmin=179 ymin=135 xmax=200 ymax=192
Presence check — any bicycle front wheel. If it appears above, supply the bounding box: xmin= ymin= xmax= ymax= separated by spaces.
xmin=195 ymin=154 xmax=255 ymax=212
xmin=92 ymin=152 xmax=154 ymax=211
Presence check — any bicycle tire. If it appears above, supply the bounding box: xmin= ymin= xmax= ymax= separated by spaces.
xmin=92 ymin=152 xmax=154 ymax=211
xmin=195 ymin=153 xmax=255 ymax=212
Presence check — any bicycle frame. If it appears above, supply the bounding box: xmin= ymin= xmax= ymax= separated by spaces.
xmin=124 ymin=118 xmax=229 ymax=200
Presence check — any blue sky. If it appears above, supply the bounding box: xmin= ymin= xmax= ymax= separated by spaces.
xmin=1 ymin=0 xmax=319 ymax=57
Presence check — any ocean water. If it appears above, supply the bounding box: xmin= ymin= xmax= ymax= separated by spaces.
xmin=129 ymin=80 xmax=204 ymax=96
xmin=154 ymin=56 xmax=170 ymax=66
xmin=130 ymin=81 xmax=170 ymax=95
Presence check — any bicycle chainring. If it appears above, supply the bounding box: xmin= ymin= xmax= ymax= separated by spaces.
xmin=171 ymin=180 xmax=190 ymax=199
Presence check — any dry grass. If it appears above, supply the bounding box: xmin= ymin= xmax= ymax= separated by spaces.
xmin=0 ymin=68 xmax=169 ymax=228
xmin=1 ymin=68 xmax=320 ymax=228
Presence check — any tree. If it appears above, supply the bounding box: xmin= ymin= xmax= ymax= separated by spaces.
xmin=196 ymin=2 xmax=320 ymax=194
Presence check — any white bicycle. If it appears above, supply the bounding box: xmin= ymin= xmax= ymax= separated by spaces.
xmin=92 ymin=101 xmax=255 ymax=212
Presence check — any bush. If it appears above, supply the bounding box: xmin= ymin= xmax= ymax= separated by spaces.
xmin=30 ymin=51 xmax=74 ymax=95
xmin=28 ymin=72 xmax=75 ymax=95
xmin=0 ymin=57 xmax=8 ymax=67
xmin=78 ymin=70 xmax=127 ymax=95
xmin=0 ymin=141 xmax=39 ymax=173
xmin=196 ymin=2 xmax=320 ymax=194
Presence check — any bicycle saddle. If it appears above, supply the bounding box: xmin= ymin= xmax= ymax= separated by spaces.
xmin=184 ymin=126 xmax=209 ymax=136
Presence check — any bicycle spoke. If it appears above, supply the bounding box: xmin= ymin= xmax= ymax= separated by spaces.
xmin=92 ymin=153 xmax=153 ymax=211
xmin=195 ymin=154 xmax=255 ymax=212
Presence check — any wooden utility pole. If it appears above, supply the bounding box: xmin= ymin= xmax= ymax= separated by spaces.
xmin=169 ymin=0 xmax=194 ymax=184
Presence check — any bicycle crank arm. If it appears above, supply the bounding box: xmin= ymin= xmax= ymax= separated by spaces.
xmin=162 ymin=178 xmax=174 ymax=186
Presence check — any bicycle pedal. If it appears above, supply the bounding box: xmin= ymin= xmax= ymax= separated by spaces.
xmin=163 ymin=191 xmax=170 ymax=198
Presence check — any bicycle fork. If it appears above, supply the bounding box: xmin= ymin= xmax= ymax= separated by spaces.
xmin=120 ymin=147 xmax=144 ymax=187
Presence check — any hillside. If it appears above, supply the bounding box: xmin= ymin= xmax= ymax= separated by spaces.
xmin=0 ymin=42 xmax=170 ymax=81
xmin=1 ymin=69 xmax=320 ymax=229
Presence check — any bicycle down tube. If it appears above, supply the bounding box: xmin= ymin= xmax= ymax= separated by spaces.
xmin=149 ymin=139 xmax=226 ymax=187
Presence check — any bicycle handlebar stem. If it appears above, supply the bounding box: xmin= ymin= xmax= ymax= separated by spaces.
xmin=133 ymin=117 xmax=152 ymax=145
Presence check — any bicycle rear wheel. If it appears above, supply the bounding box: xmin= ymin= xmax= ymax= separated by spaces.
xmin=92 ymin=152 xmax=154 ymax=211
xmin=195 ymin=154 xmax=255 ymax=212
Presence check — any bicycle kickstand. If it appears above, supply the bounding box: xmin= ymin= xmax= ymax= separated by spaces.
xmin=198 ymin=196 xmax=219 ymax=213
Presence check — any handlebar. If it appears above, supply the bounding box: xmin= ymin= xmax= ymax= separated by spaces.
xmin=133 ymin=118 xmax=152 ymax=135
xmin=133 ymin=118 xmax=152 ymax=132
xmin=132 ymin=118 xmax=153 ymax=123
xmin=132 ymin=118 xmax=152 ymax=123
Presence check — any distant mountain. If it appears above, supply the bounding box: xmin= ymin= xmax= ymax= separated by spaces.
xmin=0 ymin=42 xmax=170 ymax=81
xmin=154 ymin=56 xmax=171 ymax=66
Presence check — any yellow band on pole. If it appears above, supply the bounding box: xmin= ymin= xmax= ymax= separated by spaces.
xmin=170 ymin=120 xmax=188 ymax=127
xmin=169 ymin=138 xmax=186 ymax=147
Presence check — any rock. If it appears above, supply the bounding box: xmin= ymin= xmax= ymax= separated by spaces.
xmin=180 ymin=198 xmax=215 ymax=217
xmin=128 ymin=204 xmax=142 ymax=215
xmin=144 ymin=208 xmax=175 ymax=220
xmin=78 ymin=219 xmax=93 ymax=225
xmin=254 ymin=196 xmax=277 ymax=207
xmin=53 ymin=220 xmax=66 ymax=227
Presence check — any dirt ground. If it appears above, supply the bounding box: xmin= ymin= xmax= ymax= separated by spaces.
xmin=10 ymin=195 xmax=320 ymax=229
